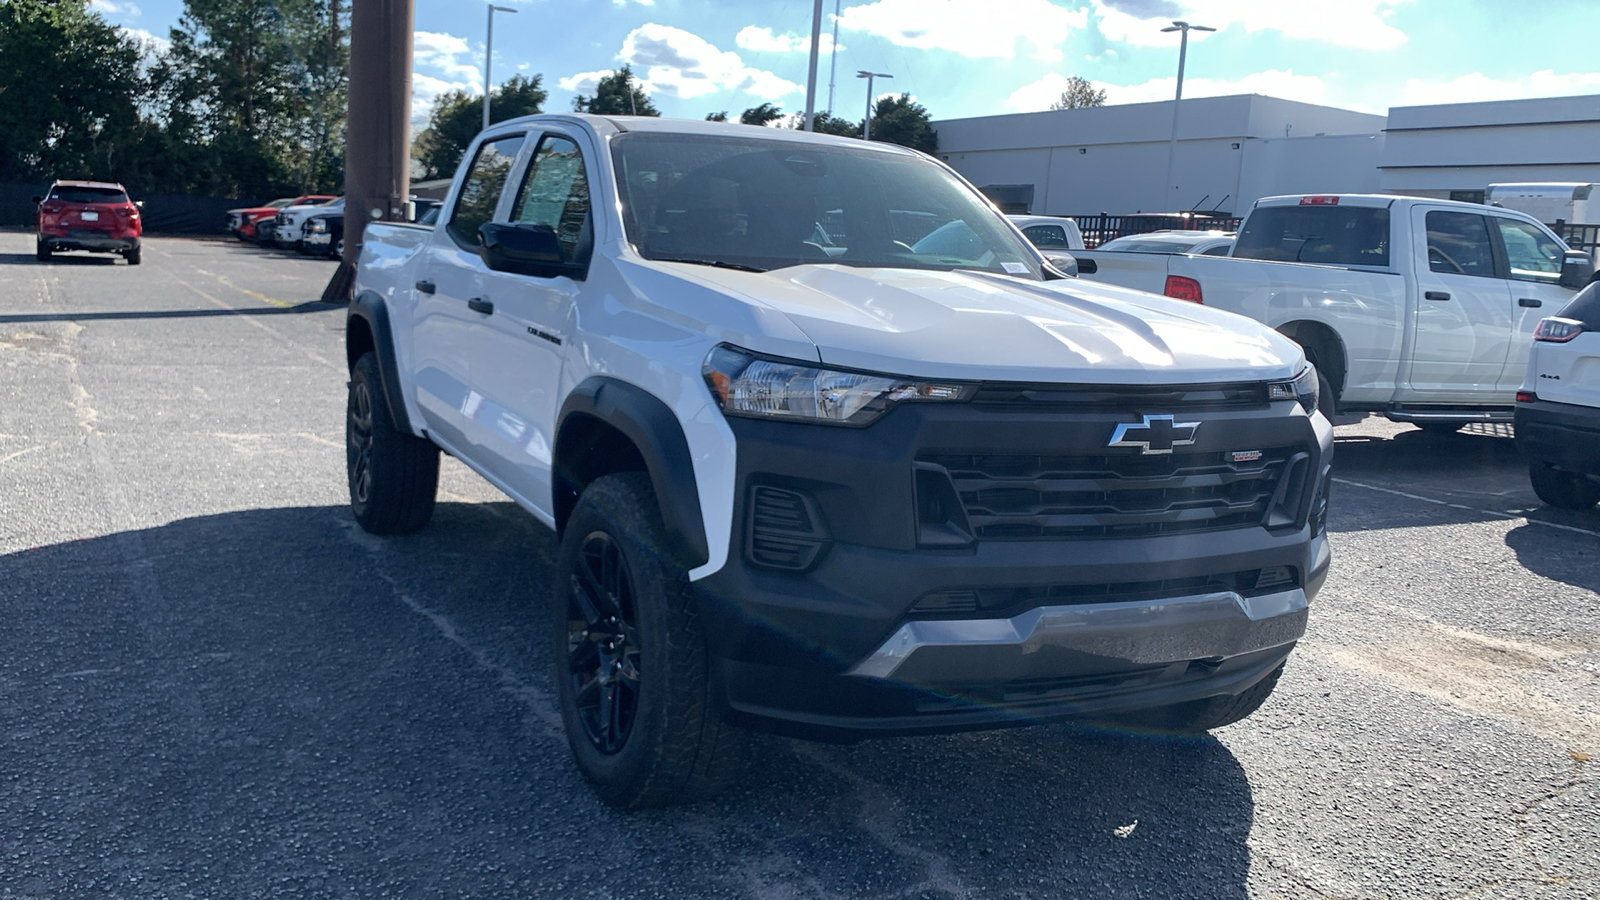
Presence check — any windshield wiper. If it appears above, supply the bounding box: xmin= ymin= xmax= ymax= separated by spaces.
xmin=650 ymin=256 xmax=769 ymax=273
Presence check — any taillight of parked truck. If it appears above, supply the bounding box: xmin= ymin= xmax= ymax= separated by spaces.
xmin=1165 ymin=275 xmax=1203 ymax=304
xmin=1534 ymin=317 xmax=1585 ymax=343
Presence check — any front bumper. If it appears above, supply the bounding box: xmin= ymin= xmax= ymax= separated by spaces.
xmin=303 ymin=232 xmax=332 ymax=251
xmin=1516 ymin=397 xmax=1600 ymax=476
xmin=693 ymin=396 xmax=1333 ymax=740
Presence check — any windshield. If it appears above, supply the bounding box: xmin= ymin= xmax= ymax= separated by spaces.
xmin=48 ymin=186 xmax=128 ymax=204
xmin=611 ymin=133 xmax=1041 ymax=278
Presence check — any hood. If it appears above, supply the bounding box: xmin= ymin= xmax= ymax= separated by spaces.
xmin=666 ymin=264 xmax=1303 ymax=384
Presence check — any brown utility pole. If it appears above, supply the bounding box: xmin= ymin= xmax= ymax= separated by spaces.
xmin=322 ymin=0 xmax=413 ymax=303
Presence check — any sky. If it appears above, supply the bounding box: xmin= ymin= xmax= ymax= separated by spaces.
xmin=91 ymin=0 xmax=1600 ymax=132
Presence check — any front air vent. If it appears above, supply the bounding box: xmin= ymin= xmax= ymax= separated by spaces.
xmin=746 ymin=485 xmax=831 ymax=572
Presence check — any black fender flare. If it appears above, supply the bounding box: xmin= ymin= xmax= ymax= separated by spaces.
xmin=347 ymin=291 xmax=414 ymax=435
xmin=557 ymin=377 xmax=710 ymax=568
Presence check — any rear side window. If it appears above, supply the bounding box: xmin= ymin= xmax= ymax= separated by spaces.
xmin=1425 ymin=211 xmax=1496 ymax=277
xmin=1233 ymin=206 xmax=1390 ymax=267
xmin=1022 ymin=224 xmax=1071 ymax=248
xmin=447 ymin=133 xmax=526 ymax=248
xmin=511 ymin=134 xmax=590 ymax=264
xmin=1494 ymin=218 xmax=1563 ymax=283
xmin=49 ymin=186 xmax=128 ymax=204
xmin=1557 ymin=282 xmax=1600 ymax=328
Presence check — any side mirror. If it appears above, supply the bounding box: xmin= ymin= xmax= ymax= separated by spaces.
xmin=478 ymin=222 xmax=586 ymax=280
xmin=1559 ymin=250 xmax=1594 ymax=289
xmin=1045 ymin=253 xmax=1079 ymax=277
xmin=135 ymin=200 xmax=145 ymax=210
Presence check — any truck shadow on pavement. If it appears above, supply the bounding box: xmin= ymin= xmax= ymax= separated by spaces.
xmin=0 ymin=503 xmax=1253 ymax=899
xmin=0 ymin=251 xmax=121 ymax=266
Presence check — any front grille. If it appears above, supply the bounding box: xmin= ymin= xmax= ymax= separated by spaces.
xmin=923 ymin=446 xmax=1302 ymax=540
xmin=971 ymin=381 xmax=1270 ymax=411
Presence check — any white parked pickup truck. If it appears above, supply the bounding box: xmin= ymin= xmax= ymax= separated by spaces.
xmin=1077 ymin=194 xmax=1597 ymax=429
xmin=345 ymin=115 xmax=1332 ymax=807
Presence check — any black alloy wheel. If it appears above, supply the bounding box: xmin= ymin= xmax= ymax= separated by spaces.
xmin=347 ymin=377 xmax=375 ymax=507
xmin=566 ymin=532 xmax=643 ymax=754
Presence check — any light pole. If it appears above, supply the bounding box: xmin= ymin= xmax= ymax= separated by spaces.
xmin=802 ymin=0 xmax=824 ymax=130
xmin=1160 ymin=20 xmax=1213 ymax=211
xmin=483 ymin=4 xmax=517 ymax=131
xmin=857 ymin=70 xmax=892 ymax=141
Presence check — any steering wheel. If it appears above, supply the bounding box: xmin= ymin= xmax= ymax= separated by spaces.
xmin=1428 ymin=245 xmax=1465 ymax=274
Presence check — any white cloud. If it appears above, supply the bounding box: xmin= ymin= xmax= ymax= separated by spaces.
xmin=735 ymin=25 xmax=842 ymax=54
xmin=411 ymin=73 xmax=477 ymax=131
xmin=559 ymin=69 xmax=614 ymax=94
xmin=90 ymin=0 xmax=141 ymax=16
xmin=413 ymin=31 xmax=483 ymax=87
xmin=617 ymin=24 xmax=801 ymax=100
xmin=1395 ymin=70 xmax=1600 ymax=108
xmin=120 ymin=26 xmax=170 ymax=55
xmin=1092 ymin=0 xmax=1410 ymax=51
xmin=836 ymin=0 xmax=1087 ymax=62
xmin=612 ymin=0 xmax=655 ymax=5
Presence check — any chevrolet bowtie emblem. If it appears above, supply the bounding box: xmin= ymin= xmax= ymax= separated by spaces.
xmin=1108 ymin=414 xmax=1200 ymax=455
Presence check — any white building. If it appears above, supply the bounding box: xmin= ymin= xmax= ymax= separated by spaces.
xmin=934 ymin=92 xmax=1600 ymax=223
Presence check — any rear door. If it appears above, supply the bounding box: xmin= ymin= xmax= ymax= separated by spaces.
xmin=1405 ymin=206 xmax=1513 ymax=399
xmin=1490 ymin=214 xmax=1578 ymax=391
xmin=411 ymin=130 xmax=529 ymax=453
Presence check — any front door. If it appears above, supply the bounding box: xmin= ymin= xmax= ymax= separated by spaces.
xmin=1405 ymin=207 xmax=1512 ymax=400
xmin=1491 ymin=215 xmax=1577 ymax=391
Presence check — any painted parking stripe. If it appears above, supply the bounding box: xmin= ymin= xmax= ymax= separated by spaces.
xmin=1334 ymin=477 xmax=1600 ymax=539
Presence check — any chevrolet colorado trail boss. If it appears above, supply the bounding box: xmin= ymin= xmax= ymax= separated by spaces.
xmin=1078 ymin=194 xmax=1596 ymax=430
xmin=346 ymin=116 xmax=1333 ymax=808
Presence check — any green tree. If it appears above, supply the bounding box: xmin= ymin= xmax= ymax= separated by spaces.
xmin=572 ymin=65 xmax=658 ymax=117
xmin=413 ymin=74 xmax=546 ymax=181
xmin=1048 ymin=75 xmax=1106 ymax=110
xmin=0 ymin=0 xmax=146 ymax=182
xmin=807 ymin=111 xmax=861 ymax=138
xmin=739 ymin=102 xmax=783 ymax=127
xmin=867 ymin=94 xmax=936 ymax=153
xmin=705 ymin=110 xmax=728 ymax=122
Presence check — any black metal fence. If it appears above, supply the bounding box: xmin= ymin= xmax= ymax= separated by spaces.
xmin=1556 ymin=222 xmax=1600 ymax=261
xmin=0 ymin=182 xmax=253 ymax=235
xmin=1065 ymin=213 xmax=1243 ymax=248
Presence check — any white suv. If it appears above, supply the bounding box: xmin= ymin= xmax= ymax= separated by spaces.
xmin=1516 ymin=282 xmax=1600 ymax=509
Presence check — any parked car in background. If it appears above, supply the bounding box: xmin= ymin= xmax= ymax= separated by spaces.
xmin=301 ymin=209 xmax=344 ymax=258
xmin=1515 ymin=282 xmax=1600 ymax=510
xmin=34 ymin=180 xmax=143 ymax=265
xmin=1006 ymin=215 xmax=1085 ymax=250
xmin=227 ymin=198 xmax=295 ymax=237
xmin=276 ymin=197 xmax=343 ymax=250
xmin=1094 ymin=230 xmax=1236 ymax=256
xmin=237 ymin=194 xmax=334 ymax=243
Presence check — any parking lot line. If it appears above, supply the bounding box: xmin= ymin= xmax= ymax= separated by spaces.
xmin=1333 ymin=476 xmax=1600 ymax=538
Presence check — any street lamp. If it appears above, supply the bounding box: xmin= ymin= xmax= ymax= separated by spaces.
xmin=857 ymin=70 xmax=892 ymax=141
xmin=1160 ymin=20 xmax=1214 ymax=210
xmin=483 ymin=4 xmax=517 ymax=131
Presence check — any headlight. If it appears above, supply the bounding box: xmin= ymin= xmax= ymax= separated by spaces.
xmin=307 ymin=220 xmax=326 ymax=234
xmin=1269 ymin=366 xmax=1320 ymax=415
xmin=703 ymin=345 xmax=973 ymax=426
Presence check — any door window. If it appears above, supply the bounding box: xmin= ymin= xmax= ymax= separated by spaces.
xmin=447 ymin=133 xmax=527 ymax=248
xmin=1424 ymin=211 xmax=1496 ymax=277
xmin=1022 ymin=224 xmax=1070 ymax=249
xmin=1494 ymin=218 xmax=1564 ymax=283
xmin=511 ymin=134 xmax=590 ymax=264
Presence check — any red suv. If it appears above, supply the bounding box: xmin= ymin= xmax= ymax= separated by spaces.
xmin=35 ymin=180 xmax=143 ymax=265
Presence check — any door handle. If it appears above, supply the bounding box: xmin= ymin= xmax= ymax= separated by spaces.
xmin=415 ymin=279 xmax=436 ymax=294
xmin=1424 ymin=291 xmax=1451 ymax=301
xmin=467 ymin=297 xmax=495 ymax=315
xmin=1518 ymin=297 xmax=1542 ymax=308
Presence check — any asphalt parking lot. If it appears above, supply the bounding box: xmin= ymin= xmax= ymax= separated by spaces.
xmin=1 ymin=232 xmax=1595 ymax=899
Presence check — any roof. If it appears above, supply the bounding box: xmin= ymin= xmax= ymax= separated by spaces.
xmin=52 ymin=179 xmax=126 ymax=190
xmin=485 ymin=113 xmax=920 ymax=156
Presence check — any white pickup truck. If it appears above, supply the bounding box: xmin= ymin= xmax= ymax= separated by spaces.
xmin=345 ymin=115 xmax=1332 ymax=807
xmin=1077 ymin=194 xmax=1597 ymax=428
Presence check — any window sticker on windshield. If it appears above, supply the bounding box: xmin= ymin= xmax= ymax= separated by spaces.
xmin=1002 ymin=261 xmax=1029 ymax=274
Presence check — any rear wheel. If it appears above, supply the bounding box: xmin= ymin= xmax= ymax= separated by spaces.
xmin=1528 ymin=463 xmax=1600 ymax=510
xmin=35 ymin=240 xmax=50 ymax=262
xmin=346 ymin=352 xmax=439 ymax=533
xmin=124 ymin=245 xmax=141 ymax=266
xmin=554 ymin=473 xmax=746 ymax=808
xmin=1299 ymin=341 xmax=1340 ymax=422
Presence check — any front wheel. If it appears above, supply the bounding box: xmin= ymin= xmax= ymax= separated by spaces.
xmin=1528 ymin=463 xmax=1600 ymax=510
xmin=346 ymin=352 xmax=440 ymax=533
xmin=553 ymin=473 xmax=746 ymax=808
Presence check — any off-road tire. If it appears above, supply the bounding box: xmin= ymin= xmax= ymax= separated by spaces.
xmin=553 ymin=472 xmax=747 ymax=808
xmin=346 ymin=352 xmax=439 ymax=533
xmin=1528 ymin=463 xmax=1600 ymax=511
xmin=35 ymin=241 xmax=50 ymax=262
xmin=124 ymin=245 xmax=141 ymax=266
xmin=1105 ymin=661 xmax=1287 ymax=734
